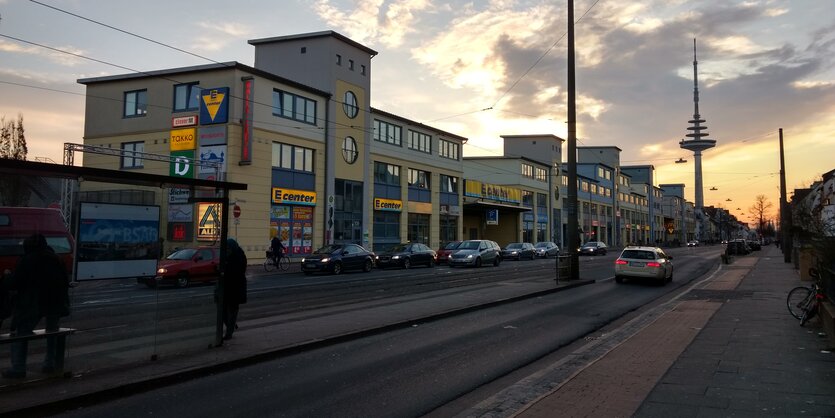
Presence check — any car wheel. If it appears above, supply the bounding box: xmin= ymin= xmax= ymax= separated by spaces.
xmin=667 ymin=269 xmax=673 ymax=283
xmin=615 ymin=275 xmax=624 ymax=284
xmin=176 ymin=273 xmax=189 ymax=288
xmin=403 ymin=258 xmax=411 ymax=269
xmin=493 ymin=256 xmax=501 ymax=267
xmin=363 ymin=259 xmax=373 ymax=272
xmin=332 ymin=262 xmax=343 ymax=275
xmin=427 ymin=258 xmax=435 ymax=268
xmin=475 ymin=257 xmax=482 ymax=268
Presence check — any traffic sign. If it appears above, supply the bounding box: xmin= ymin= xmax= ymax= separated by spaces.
xmin=233 ymin=205 xmax=241 ymax=218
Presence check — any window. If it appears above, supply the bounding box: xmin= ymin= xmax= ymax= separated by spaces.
xmin=343 ymin=91 xmax=359 ymax=119
xmin=374 ymin=162 xmax=400 ymax=186
xmin=408 ymin=168 xmax=430 ymax=190
xmin=349 ymin=59 xmax=354 ymax=70
xmin=124 ymin=89 xmax=147 ymax=117
xmin=535 ymin=167 xmax=547 ymax=182
xmin=173 ymin=82 xmax=200 ymax=112
xmin=408 ymin=131 xmax=431 ymax=153
xmin=342 ymin=137 xmax=358 ymax=164
xmin=439 ymin=139 xmax=459 ymax=160
xmin=537 ymin=193 xmax=547 ymax=208
xmin=581 ymin=181 xmax=589 ymax=193
xmin=440 ymin=174 xmax=458 ymax=193
xmin=522 ymin=190 xmax=533 ymax=207
xmin=336 ymin=54 xmax=342 ymax=65
xmin=271 ymin=142 xmax=314 ymax=172
xmin=121 ymin=141 xmax=144 ymax=169
xmin=360 ymin=65 xmax=366 ymax=75
xmin=272 ymin=89 xmax=317 ymax=124
xmin=522 ymin=163 xmax=534 ymax=179
xmin=407 ymin=213 xmax=430 ymax=244
xmin=373 ymin=119 xmax=402 ymax=146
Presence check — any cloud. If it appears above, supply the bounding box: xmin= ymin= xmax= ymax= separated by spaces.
xmin=0 ymin=39 xmax=87 ymax=67
xmin=313 ymin=0 xmax=432 ymax=48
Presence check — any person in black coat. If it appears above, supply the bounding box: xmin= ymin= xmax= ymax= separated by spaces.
xmin=2 ymin=233 xmax=70 ymax=378
xmin=222 ymin=238 xmax=247 ymax=340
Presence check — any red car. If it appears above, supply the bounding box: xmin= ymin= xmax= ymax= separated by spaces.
xmin=436 ymin=241 xmax=462 ymax=264
xmin=141 ymin=247 xmax=220 ymax=288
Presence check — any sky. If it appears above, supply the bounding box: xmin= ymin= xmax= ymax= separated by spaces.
xmin=1 ymin=0 xmax=834 ymax=225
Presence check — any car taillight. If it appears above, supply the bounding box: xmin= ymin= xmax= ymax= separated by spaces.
xmin=647 ymin=262 xmax=661 ymax=267
xmin=615 ymin=259 xmax=628 ymax=265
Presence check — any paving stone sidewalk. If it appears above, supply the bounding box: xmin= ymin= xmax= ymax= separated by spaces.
xmin=635 ymin=247 xmax=835 ymax=417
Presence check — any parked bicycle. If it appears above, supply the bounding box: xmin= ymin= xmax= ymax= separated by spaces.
xmin=786 ymin=268 xmax=824 ymax=326
xmin=263 ymin=249 xmax=290 ymax=272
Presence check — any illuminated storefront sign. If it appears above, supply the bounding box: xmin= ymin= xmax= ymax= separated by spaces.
xmin=197 ymin=203 xmax=222 ymax=240
xmin=200 ymin=87 xmax=229 ymax=125
xmin=374 ymin=198 xmax=402 ymax=212
xmin=272 ymin=187 xmax=317 ymax=206
xmin=464 ymin=179 xmax=521 ymax=204
xmin=169 ymin=128 xmax=196 ymax=151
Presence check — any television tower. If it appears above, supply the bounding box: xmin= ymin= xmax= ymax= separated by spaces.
xmin=680 ymin=39 xmax=716 ymax=243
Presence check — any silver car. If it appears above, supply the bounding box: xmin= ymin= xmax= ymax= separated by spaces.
xmin=448 ymin=239 xmax=502 ymax=268
xmin=534 ymin=241 xmax=560 ymax=258
xmin=614 ymin=246 xmax=673 ymax=285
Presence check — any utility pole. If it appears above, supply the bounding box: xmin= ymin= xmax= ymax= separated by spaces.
xmin=566 ymin=0 xmax=579 ymax=280
xmin=778 ymin=128 xmax=790 ymax=263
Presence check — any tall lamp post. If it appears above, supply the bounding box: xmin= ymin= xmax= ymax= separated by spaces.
xmin=566 ymin=0 xmax=579 ymax=280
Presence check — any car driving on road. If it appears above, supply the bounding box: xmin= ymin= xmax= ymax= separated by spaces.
xmin=144 ymin=246 xmax=219 ymax=288
xmin=501 ymin=242 xmax=535 ymax=260
xmin=534 ymin=241 xmax=560 ymax=258
xmin=614 ymin=246 xmax=673 ymax=285
xmin=375 ymin=242 xmax=436 ymax=269
xmin=448 ymin=239 xmax=501 ymax=268
xmin=301 ymin=244 xmax=375 ymax=275
xmin=579 ymin=241 xmax=608 ymax=256
xmin=436 ymin=241 xmax=462 ymax=264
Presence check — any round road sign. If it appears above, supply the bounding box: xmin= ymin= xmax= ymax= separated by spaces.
xmin=233 ymin=205 xmax=241 ymax=218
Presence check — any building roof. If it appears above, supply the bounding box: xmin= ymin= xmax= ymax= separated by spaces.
xmin=77 ymin=62 xmax=331 ymax=98
xmin=248 ymin=30 xmax=378 ymax=56
xmin=500 ymin=134 xmax=565 ymax=143
xmin=464 ymin=155 xmax=550 ymax=168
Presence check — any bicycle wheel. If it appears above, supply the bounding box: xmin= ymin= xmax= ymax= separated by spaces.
xmin=279 ymin=256 xmax=290 ymax=271
xmin=264 ymin=258 xmax=276 ymax=272
xmin=787 ymin=286 xmax=813 ymax=319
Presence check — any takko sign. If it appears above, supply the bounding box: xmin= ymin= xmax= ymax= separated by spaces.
xmin=272 ymin=187 xmax=317 ymax=206
xmin=374 ymin=198 xmax=402 ymax=212
xmin=169 ymin=128 xmax=196 ymax=151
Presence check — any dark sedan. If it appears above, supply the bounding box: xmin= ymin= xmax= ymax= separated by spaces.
xmin=301 ymin=244 xmax=375 ymax=275
xmin=375 ymin=243 xmax=437 ymax=269
xmin=578 ymin=241 xmax=608 ymax=256
xmin=501 ymin=242 xmax=535 ymax=260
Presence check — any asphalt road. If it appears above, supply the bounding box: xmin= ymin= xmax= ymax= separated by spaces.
xmin=57 ymin=246 xmax=722 ymax=417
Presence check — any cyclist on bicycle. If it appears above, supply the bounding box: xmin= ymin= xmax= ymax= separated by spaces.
xmin=270 ymin=235 xmax=286 ymax=265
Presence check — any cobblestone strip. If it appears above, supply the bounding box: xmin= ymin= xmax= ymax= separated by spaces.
xmin=515 ymin=300 xmax=722 ymax=418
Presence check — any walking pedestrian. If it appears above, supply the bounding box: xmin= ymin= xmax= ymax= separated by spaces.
xmin=222 ymin=238 xmax=247 ymax=340
xmin=2 ymin=233 xmax=70 ymax=378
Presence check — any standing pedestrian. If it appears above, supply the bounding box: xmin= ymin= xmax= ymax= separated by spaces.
xmin=222 ymin=238 xmax=247 ymax=340
xmin=2 ymin=233 xmax=70 ymax=378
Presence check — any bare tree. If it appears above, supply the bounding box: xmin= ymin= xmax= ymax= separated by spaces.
xmin=748 ymin=194 xmax=773 ymax=236
xmin=0 ymin=114 xmax=31 ymax=206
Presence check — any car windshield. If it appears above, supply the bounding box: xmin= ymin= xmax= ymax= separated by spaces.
xmin=621 ymin=250 xmax=655 ymax=260
xmin=443 ymin=241 xmax=461 ymax=250
xmin=506 ymin=243 xmax=522 ymax=249
xmin=388 ymin=244 xmax=408 ymax=252
xmin=535 ymin=243 xmax=550 ymax=248
xmin=458 ymin=241 xmax=480 ymax=250
xmin=314 ymin=245 xmax=342 ymax=254
xmin=582 ymin=242 xmax=597 ymax=248
xmin=167 ymin=249 xmax=197 ymax=260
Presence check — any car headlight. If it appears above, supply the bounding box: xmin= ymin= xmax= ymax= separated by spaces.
xmin=301 ymin=258 xmax=306 ymax=263
xmin=392 ymin=255 xmax=400 ymax=259
xmin=320 ymin=257 xmax=330 ymax=263
xmin=157 ymin=268 xmax=167 ymax=274
xmin=466 ymin=254 xmax=474 ymax=259
xmin=511 ymin=251 xmax=518 ymax=255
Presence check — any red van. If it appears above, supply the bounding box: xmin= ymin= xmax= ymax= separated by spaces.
xmin=0 ymin=207 xmax=75 ymax=277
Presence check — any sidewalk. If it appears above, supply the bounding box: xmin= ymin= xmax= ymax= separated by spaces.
xmin=487 ymin=246 xmax=835 ymax=417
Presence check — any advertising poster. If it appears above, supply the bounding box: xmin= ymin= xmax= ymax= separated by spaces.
xmin=76 ymin=203 xmax=160 ymax=280
xmin=292 ymin=223 xmax=302 ymax=254
xmin=303 ymin=223 xmax=312 ymax=253
xmin=279 ymin=221 xmax=290 ymax=249
xmin=167 ymin=204 xmax=193 ymax=222
xmin=198 ymin=144 xmax=227 ymax=175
